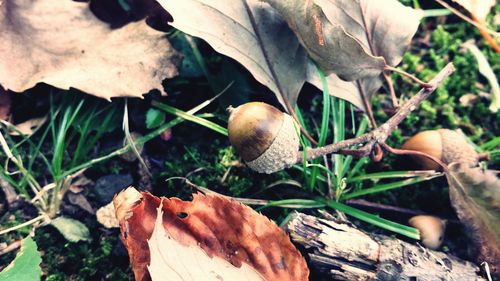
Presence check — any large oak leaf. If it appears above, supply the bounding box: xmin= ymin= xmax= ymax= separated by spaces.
xmin=446 ymin=164 xmax=500 ymax=278
xmin=270 ymin=0 xmax=421 ymax=110
xmin=113 ymin=187 xmax=309 ymax=281
xmin=156 ymin=0 xmax=308 ymax=110
xmin=0 ymin=0 xmax=181 ymax=100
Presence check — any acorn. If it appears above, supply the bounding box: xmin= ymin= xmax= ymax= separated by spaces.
xmin=409 ymin=215 xmax=446 ymax=250
xmin=227 ymin=102 xmax=300 ymax=174
xmin=401 ymin=129 xmax=479 ymax=170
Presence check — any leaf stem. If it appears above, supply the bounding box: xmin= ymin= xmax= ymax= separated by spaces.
xmin=384 ymin=66 xmax=433 ymax=88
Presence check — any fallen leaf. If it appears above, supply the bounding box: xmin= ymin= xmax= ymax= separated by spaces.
xmin=148 ymin=200 xmax=265 ymax=281
xmin=462 ymin=40 xmax=500 ymax=112
xmin=265 ymin=0 xmax=383 ymax=80
xmin=157 ymin=0 xmax=308 ymax=110
xmin=114 ymin=187 xmax=309 ymax=281
xmin=300 ymin=0 xmax=422 ymax=110
xmin=446 ymin=164 xmax=500 ymax=278
xmin=0 ymin=237 xmax=41 ymax=281
xmin=451 ymin=0 xmax=495 ymax=21
xmin=0 ymin=0 xmax=181 ymax=100
xmin=67 ymin=192 xmax=95 ymax=214
xmin=6 ymin=116 xmax=48 ymax=136
xmin=50 ymin=217 xmax=91 ymax=242
xmin=459 ymin=93 xmax=479 ymax=107
xmin=96 ymin=201 xmax=120 ymax=228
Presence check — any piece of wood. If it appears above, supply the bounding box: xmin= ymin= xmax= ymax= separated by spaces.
xmin=286 ymin=213 xmax=485 ymax=281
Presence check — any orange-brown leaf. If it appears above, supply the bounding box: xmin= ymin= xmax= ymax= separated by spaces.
xmin=113 ymin=187 xmax=309 ymax=281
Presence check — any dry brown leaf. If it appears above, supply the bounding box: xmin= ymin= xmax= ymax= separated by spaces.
xmin=446 ymin=164 xmax=500 ymax=278
xmin=5 ymin=116 xmax=48 ymax=136
xmin=0 ymin=0 xmax=181 ymax=100
xmin=113 ymin=187 xmax=309 ymax=281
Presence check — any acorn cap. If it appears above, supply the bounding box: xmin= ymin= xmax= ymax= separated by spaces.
xmin=409 ymin=215 xmax=446 ymax=250
xmin=245 ymin=113 xmax=299 ymax=174
xmin=228 ymin=102 xmax=284 ymax=162
xmin=438 ymin=129 xmax=478 ymax=166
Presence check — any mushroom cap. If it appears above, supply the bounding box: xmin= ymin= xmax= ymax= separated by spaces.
xmin=409 ymin=215 xmax=446 ymax=250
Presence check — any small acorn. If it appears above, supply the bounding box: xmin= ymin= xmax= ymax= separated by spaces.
xmin=227 ymin=102 xmax=300 ymax=174
xmin=401 ymin=129 xmax=479 ymax=170
xmin=409 ymin=215 xmax=446 ymax=250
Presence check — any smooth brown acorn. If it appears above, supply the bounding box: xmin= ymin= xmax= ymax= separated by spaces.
xmin=401 ymin=129 xmax=479 ymax=170
xmin=227 ymin=102 xmax=300 ymax=174
xmin=409 ymin=215 xmax=446 ymax=250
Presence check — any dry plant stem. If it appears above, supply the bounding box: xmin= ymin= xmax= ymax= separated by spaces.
xmin=471 ymin=14 xmax=500 ymax=53
xmin=0 ymin=240 xmax=21 ymax=256
xmin=383 ymin=72 xmax=398 ymax=107
xmin=0 ymin=214 xmax=47 ymax=236
xmin=380 ymin=143 xmax=449 ymax=172
xmin=346 ymin=199 xmax=427 ymax=216
xmin=286 ymin=99 xmax=318 ymax=145
xmin=297 ymin=63 xmax=455 ymax=163
xmin=357 ymin=80 xmax=377 ymax=128
xmin=384 ymin=66 xmax=433 ymax=88
xmin=434 ymin=0 xmax=500 ymax=37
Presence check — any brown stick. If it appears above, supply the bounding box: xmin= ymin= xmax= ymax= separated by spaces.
xmin=287 ymin=212 xmax=486 ymax=280
xmin=296 ymin=63 xmax=455 ymax=163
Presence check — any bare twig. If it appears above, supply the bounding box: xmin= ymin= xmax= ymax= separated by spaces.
xmin=384 ymin=65 xmax=433 ymax=88
xmin=383 ymin=72 xmax=398 ymax=108
xmin=433 ymin=0 xmax=500 ymax=37
xmin=0 ymin=240 xmax=21 ymax=256
xmin=297 ymin=63 xmax=455 ymax=163
xmin=356 ymin=81 xmax=377 ymax=128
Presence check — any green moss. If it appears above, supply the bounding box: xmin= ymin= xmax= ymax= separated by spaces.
xmin=35 ymin=225 xmax=133 ymax=281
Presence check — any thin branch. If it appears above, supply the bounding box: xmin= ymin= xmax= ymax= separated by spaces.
xmin=357 ymin=80 xmax=377 ymax=128
xmin=0 ymin=240 xmax=21 ymax=256
xmin=385 ymin=66 xmax=433 ymax=88
xmin=296 ymin=63 xmax=455 ymax=163
xmin=383 ymin=72 xmax=398 ymax=107
xmin=379 ymin=143 xmax=449 ymax=172
xmin=346 ymin=199 xmax=426 ymax=217
xmin=433 ymin=0 xmax=500 ymax=37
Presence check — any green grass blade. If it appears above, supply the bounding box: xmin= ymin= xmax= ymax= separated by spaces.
xmin=348 ymin=170 xmax=441 ymax=183
xmin=324 ymin=199 xmax=420 ymax=239
xmin=152 ymin=101 xmax=228 ymax=136
xmin=422 ymin=9 xmax=452 ymax=17
xmin=309 ymin=64 xmax=331 ymax=190
xmin=342 ymin=176 xmax=439 ymax=200
xmin=480 ymin=136 xmax=500 ymax=151
xmin=258 ymin=199 xmax=325 ymax=210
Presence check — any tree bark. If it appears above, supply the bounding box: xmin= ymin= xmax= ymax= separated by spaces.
xmin=286 ymin=213 xmax=485 ymax=281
